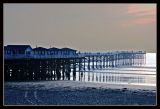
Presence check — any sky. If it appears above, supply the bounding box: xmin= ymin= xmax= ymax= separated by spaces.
xmin=3 ymin=4 xmax=156 ymax=52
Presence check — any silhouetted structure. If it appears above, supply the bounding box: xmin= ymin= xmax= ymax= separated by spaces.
xmin=4 ymin=45 xmax=146 ymax=81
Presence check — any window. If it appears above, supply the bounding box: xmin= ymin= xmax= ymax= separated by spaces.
xmin=13 ymin=50 xmax=16 ymax=55
xmin=20 ymin=50 xmax=24 ymax=54
xmin=26 ymin=51 xmax=30 ymax=55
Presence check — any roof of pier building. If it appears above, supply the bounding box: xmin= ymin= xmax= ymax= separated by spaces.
xmin=4 ymin=46 xmax=7 ymax=49
xmin=49 ymin=47 xmax=60 ymax=51
xmin=49 ymin=47 xmax=76 ymax=52
xmin=33 ymin=47 xmax=76 ymax=51
xmin=61 ymin=48 xmax=76 ymax=51
xmin=4 ymin=45 xmax=32 ymax=51
xmin=33 ymin=47 xmax=48 ymax=51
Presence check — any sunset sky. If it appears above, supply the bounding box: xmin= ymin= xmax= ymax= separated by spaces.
xmin=3 ymin=4 xmax=156 ymax=52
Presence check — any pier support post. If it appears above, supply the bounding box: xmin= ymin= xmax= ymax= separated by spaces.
xmin=92 ymin=56 xmax=94 ymax=70
xmin=103 ymin=56 xmax=105 ymax=68
xmin=88 ymin=56 xmax=90 ymax=71
xmin=73 ymin=59 xmax=76 ymax=81
xmin=96 ymin=56 xmax=98 ymax=69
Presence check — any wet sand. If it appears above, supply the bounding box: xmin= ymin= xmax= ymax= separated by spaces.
xmin=4 ymin=81 xmax=156 ymax=105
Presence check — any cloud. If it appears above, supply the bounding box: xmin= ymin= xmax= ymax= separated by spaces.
xmin=122 ymin=16 xmax=156 ymax=28
xmin=122 ymin=4 xmax=156 ymax=28
xmin=127 ymin=4 xmax=156 ymax=16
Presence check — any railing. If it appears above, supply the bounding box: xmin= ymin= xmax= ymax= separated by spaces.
xmin=4 ymin=54 xmax=80 ymax=59
xmin=4 ymin=51 xmax=146 ymax=59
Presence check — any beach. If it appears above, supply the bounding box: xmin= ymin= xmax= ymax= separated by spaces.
xmin=4 ymin=80 xmax=156 ymax=105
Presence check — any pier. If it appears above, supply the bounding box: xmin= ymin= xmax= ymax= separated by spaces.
xmin=4 ymin=45 xmax=146 ymax=81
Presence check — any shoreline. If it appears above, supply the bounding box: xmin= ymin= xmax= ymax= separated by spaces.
xmin=4 ymin=80 xmax=156 ymax=92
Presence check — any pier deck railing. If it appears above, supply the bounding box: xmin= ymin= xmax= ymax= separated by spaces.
xmin=4 ymin=51 xmax=146 ymax=59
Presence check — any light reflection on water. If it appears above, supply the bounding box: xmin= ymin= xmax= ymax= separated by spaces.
xmin=73 ymin=70 xmax=156 ymax=86
xmin=71 ymin=53 xmax=156 ymax=86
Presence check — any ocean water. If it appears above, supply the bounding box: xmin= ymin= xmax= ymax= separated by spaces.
xmin=73 ymin=53 xmax=156 ymax=86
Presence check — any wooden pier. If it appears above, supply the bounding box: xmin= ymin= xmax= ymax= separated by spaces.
xmin=4 ymin=51 xmax=146 ymax=81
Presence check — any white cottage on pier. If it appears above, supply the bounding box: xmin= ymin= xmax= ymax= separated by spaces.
xmin=4 ymin=45 xmax=33 ymax=59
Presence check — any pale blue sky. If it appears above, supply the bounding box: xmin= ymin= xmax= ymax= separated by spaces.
xmin=4 ymin=4 xmax=156 ymax=52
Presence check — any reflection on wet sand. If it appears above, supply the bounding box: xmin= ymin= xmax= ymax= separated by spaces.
xmin=74 ymin=69 xmax=156 ymax=86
